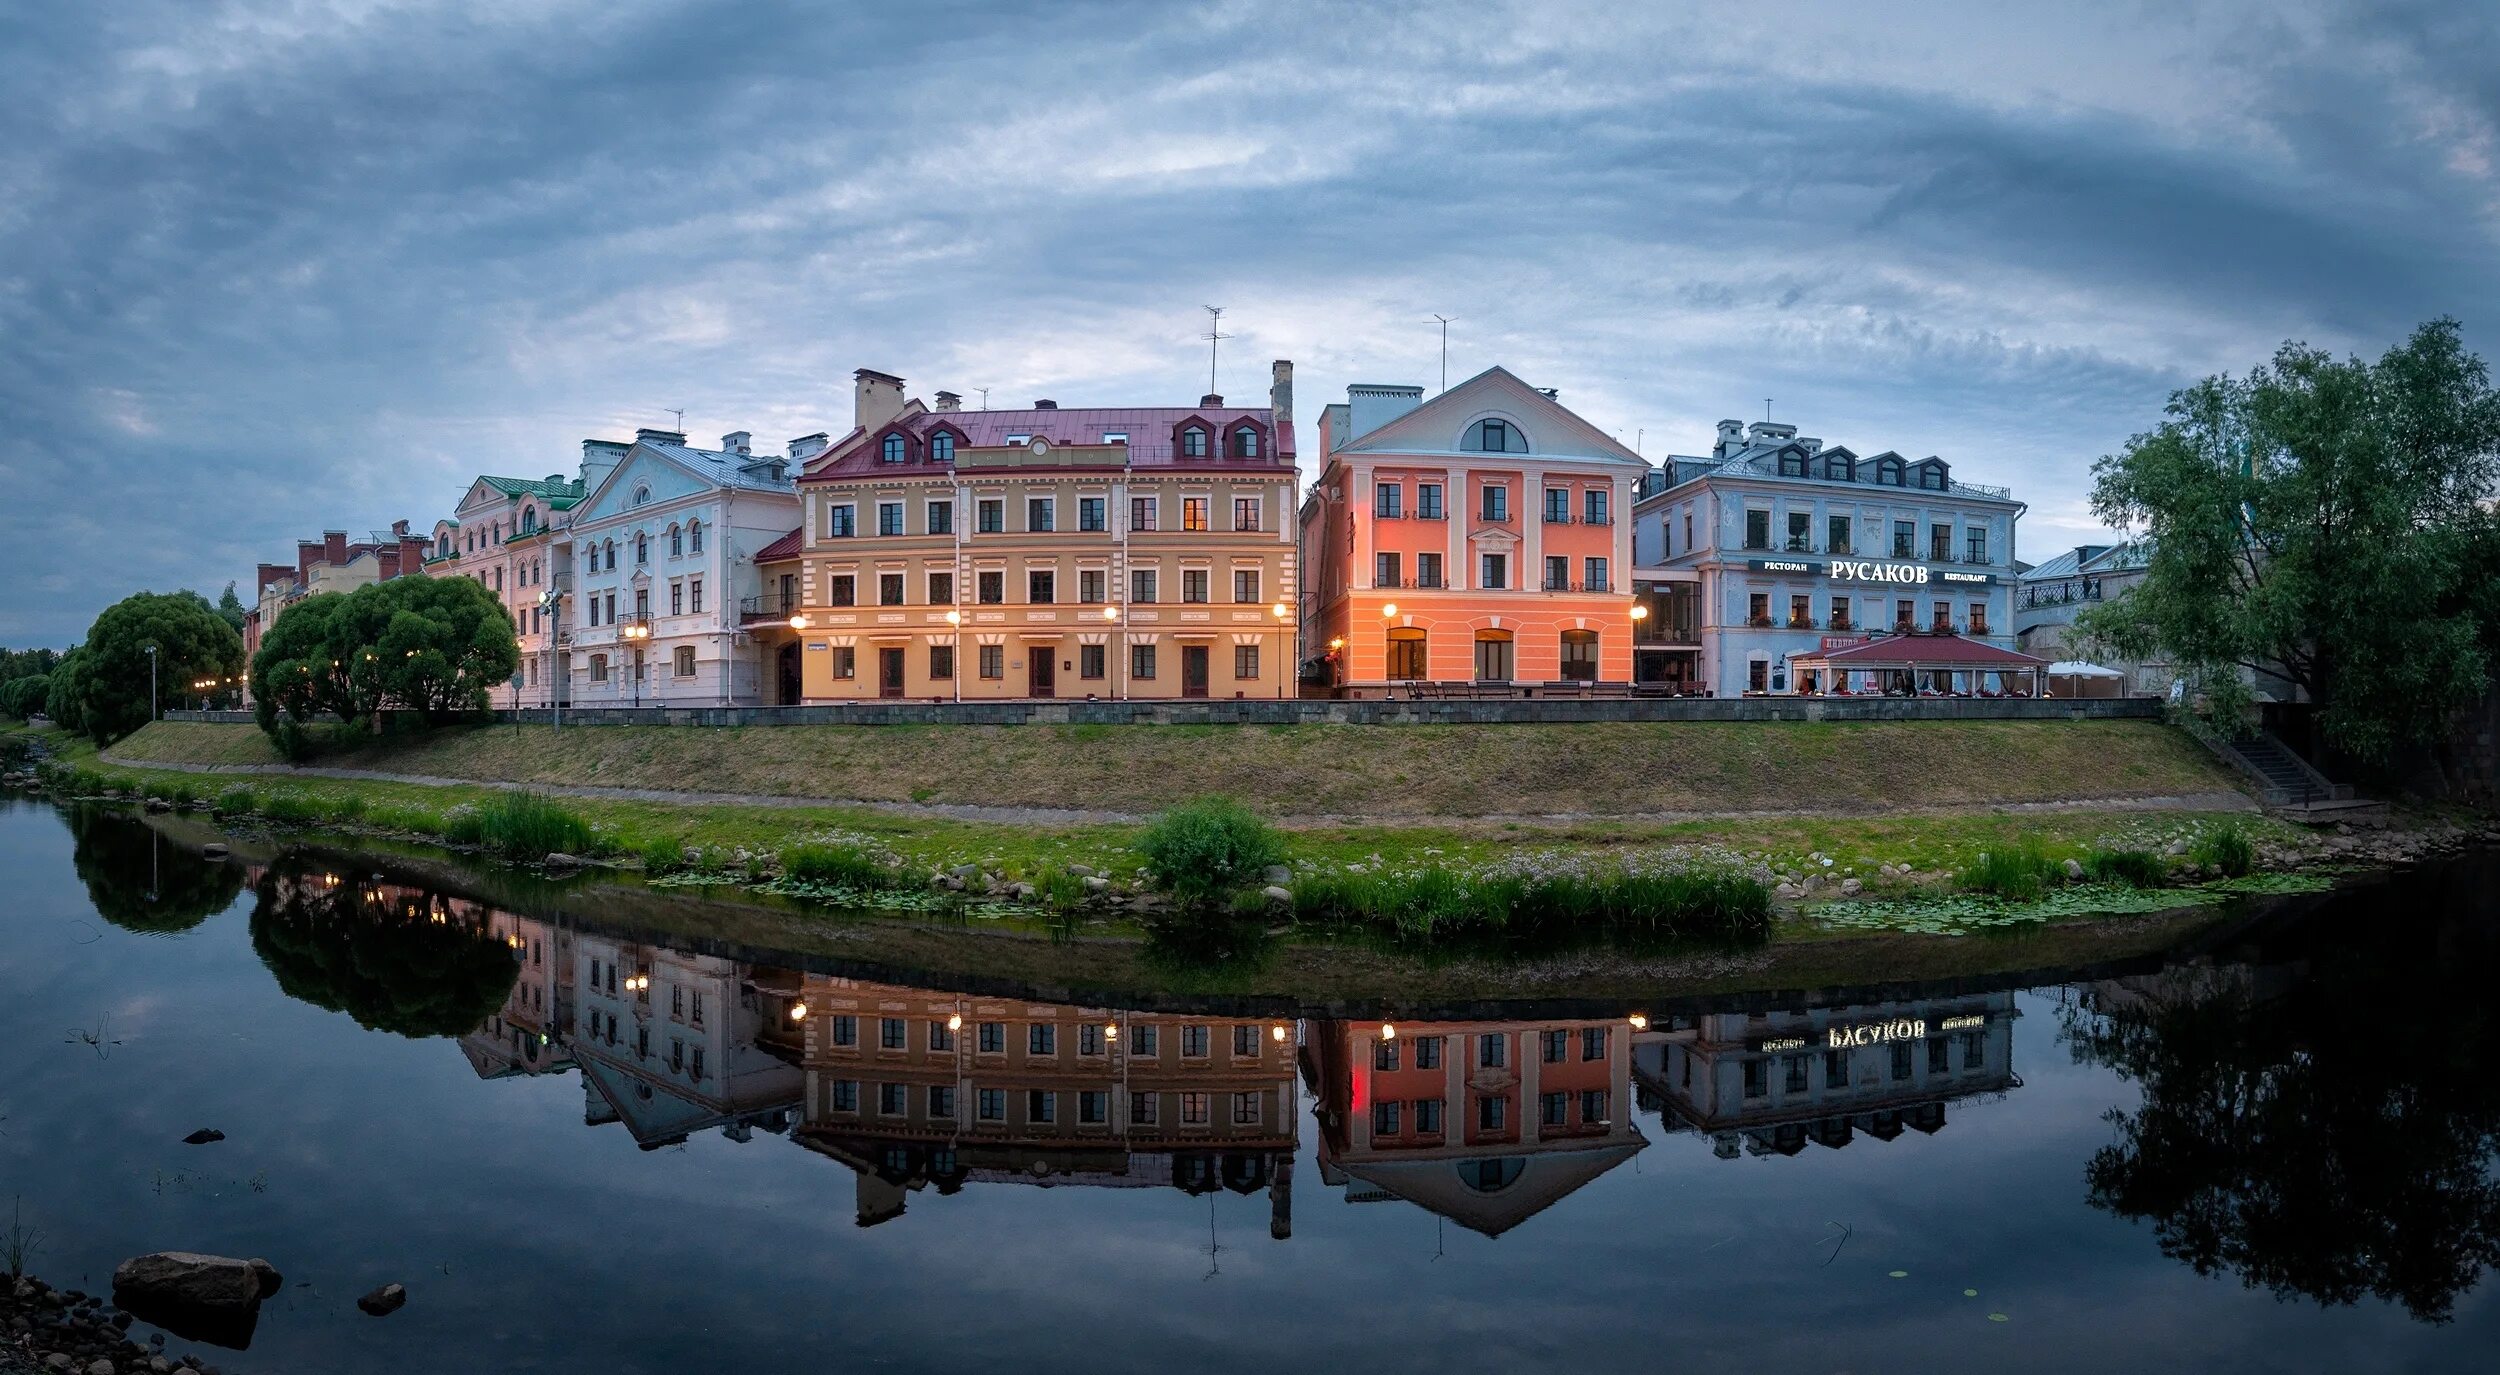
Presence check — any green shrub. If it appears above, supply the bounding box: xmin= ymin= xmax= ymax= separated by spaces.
xmin=780 ymin=842 xmax=891 ymax=890
xmin=1291 ymin=864 xmax=1772 ymax=950
xmin=2081 ymin=848 xmax=2169 ymax=888
xmin=1960 ymin=840 xmax=2064 ymax=901
xmin=2192 ymin=822 xmax=2255 ymax=877
xmin=443 ymin=791 xmax=596 ymax=860
xmin=637 ymin=836 xmax=690 ymax=875
xmin=211 ymin=784 xmax=258 ymax=819
xmin=1136 ymin=799 xmax=1284 ymax=905
xmin=257 ymin=790 xmax=322 ymax=824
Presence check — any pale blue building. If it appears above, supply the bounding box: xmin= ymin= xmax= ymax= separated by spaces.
xmin=1630 ymin=420 xmax=2026 ymax=696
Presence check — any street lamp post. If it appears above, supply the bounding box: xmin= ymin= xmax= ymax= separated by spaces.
xmin=143 ymin=644 xmax=158 ymax=723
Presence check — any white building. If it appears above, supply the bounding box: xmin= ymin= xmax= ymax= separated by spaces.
xmin=564 ymin=429 xmax=803 ymax=707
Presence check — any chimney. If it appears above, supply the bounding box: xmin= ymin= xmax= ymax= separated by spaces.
xmin=1200 ymin=393 xmax=1224 ymax=408
xmin=934 ymin=391 xmax=961 ymax=413
xmin=297 ymin=540 xmax=322 ymax=581
xmin=399 ymin=533 xmax=430 ymax=574
xmin=1536 ymin=387 xmax=1559 ymax=401
xmin=787 ymin=432 xmax=830 ymax=462
xmin=1270 ymin=359 xmax=1293 ymax=434
xmin=854 ymin=368 xmax=907 ymax=434
xmin=1033 ymin=399 xmax=1057 ymax=410
xmin=1713 ymin=419 xmax=1745 ymax=459
xmin=1346 ymin=384 xmax=1425 ymax=442
xmin=258 ymin=563 xmax=295 ymax=597
xmin=635 ymin=427 xmax=687 ymax=448
xmin=391 ymin=519 xmax=410 ymax=537
xmin=323 ymin=530 xmax=348 ymax=565
xmin=580 ymin=438 xmax=629 ymax=491
xmin=721 ymin=431 xmax=751 ymax=456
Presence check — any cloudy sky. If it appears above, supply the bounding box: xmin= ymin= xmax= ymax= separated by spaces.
xmin=4 ymin=0 xmax=2495 ymax=645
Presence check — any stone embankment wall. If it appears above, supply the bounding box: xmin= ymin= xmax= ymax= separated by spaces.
xmin=167 ymin=697 xmax=2162 ymax=729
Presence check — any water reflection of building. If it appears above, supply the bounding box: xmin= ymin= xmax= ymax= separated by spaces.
xmin=570 ymin=934 xmax=805 ymax=1149
xmin=1632 ymin=993 xmax=2020 ymax=1158
xmin=459 ymin=912 xmax=575 ymax=1080
xmin=1303 ymin=1017 xmax=1645 ymax=1237
xmin=792 ymin=978 xmax=1300 ymax=1233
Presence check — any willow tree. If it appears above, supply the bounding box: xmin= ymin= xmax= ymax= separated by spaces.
xmin=2082 ymin=319 xmax=2500 ymax=760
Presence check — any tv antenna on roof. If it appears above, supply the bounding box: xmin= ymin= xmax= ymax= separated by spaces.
xmin=1202 ymin=305 xmax=1231 ymax=395
xmin=1429 ymin=315 xmax=1454 ymax=392
xmin=668 ymin=408 xmax=686 ymax=432
xmin=1765 ymin=399 xmax=1773 ymax=422
xmin=976 ymin=388 xmax=990 ymax=410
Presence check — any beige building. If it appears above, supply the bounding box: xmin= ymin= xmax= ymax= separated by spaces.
xmin=758 ymin=367 xmax=1301 ymax=702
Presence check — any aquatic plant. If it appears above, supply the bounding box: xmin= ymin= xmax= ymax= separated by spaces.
xmin=440 ymin=791 xmax=596 ymax=860
xmin=779 ymin=841 xmax=893 ymax=891
xmin=1291 ymin=860 xmax=1771 ymax=950
xmin=2082 ymin=847 xmax=2170 ymax=889
xmin=2192 ymin=821 xmax=2255 ymax=878
xmin=1959 ymin=840 xmax=2064 ymax=901
xmin=1136 ymin=798 xmax=1284 ymax=906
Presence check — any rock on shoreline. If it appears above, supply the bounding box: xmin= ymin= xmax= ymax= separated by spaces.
xmin=3 ymin=1274 xmax=226 ymax=1374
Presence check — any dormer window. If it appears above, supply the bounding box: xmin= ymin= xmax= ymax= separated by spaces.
xmin=1919 ymin=463 xmax=1948 ymax=491
xmin=520 ymin=507 xmax=538 ymax=533
xmin=1232 ymin=427 xmax=1261 ymax=458
xmin=1006 ymin=433 xmax=1032 ymax=447
xmin=1823 ymin=454 xmax=1854 ymax=481
xmin=1102 ymin=432 xmax=1128 ymax=444
xmin=881 ymin=434 xmax=907 ymax=463
xmin=1876 ymin=458 xmax=1905 ymax=486
xmin=1180 ymin=427 xmax=1207 ymax=458
xmin=1777 ymin=451 xmax=1806 ymax=477
xmin=930 ymin=432 xmax=955 ymax=463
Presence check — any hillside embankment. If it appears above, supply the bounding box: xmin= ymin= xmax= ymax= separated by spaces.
xmin=109 ymin=717 xmax=2247 ymax=821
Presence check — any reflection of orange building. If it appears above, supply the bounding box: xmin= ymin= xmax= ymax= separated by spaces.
xmin=792 ymin=978 xmax=1298 ymax=1232
xmin=1297 ymin=369 xmax=1647 ymax=693
xmin=1303 ymin=1016 xmax=1644 ymax=1237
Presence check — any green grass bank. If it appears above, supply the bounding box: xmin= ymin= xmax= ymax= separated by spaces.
xmin=113 ymin=717 xmax=2241 ymax=817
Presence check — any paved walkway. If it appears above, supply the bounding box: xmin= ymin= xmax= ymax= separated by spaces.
xmin=99 ymin=750 xmax=2259 ymax=828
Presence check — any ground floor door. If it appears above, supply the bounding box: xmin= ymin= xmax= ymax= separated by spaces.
xmin=776 ymin=643 xmax=801 ymax=705
xmin=878 ymin=647 xmax=906 ymax=699
xmin=1028 ymin=646 xmax=1056 ymax=698
xmin=1182 ymin=645 xmax=1210 ymax=698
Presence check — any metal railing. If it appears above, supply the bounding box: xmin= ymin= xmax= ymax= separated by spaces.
xmin=739 ymin=592 xmax=802 ymax=624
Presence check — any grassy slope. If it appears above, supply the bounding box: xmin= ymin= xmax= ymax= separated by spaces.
xmin=116 ymin=718 xmax=2242 ymax=817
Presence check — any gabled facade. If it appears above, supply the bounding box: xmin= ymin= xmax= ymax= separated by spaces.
xmin=1297 ymin=368 xmax=1644 ymax=693
xmin=767 ymin=366 xmax=1300 ymax=703
xmin=426 ymin=468 xmax=593 ymax=706
xmin=1630 ymin=419 xmax=2025 ymax=696
xmin=564 ymin=429 xmax=801 ymax=707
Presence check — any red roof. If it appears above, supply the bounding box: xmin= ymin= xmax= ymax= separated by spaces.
xmin=1800 ymin=634 xmax=2047 ymax=667
xmin=805 ymin=404 xmax=1295 ymax=480
xmin=754 ymin=526 xmax=804 ymax=563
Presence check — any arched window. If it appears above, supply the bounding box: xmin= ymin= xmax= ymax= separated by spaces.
xmin=687 ymin=520 xmax=703 ymax=554
xmin=1469 ymin=419 xmax=1525 ymax=453
xmin=602 ymin=539 xmax=617 ymax=571
xmin=668 ymin=524 xmax=683 ymax=558
xmin=930 ymin=432 xmax=955 ymax=463
xmin=1559 ymin=629 xmax=1599 ymax=682
xmin=635 ymin=534 xmax=649 ymax=565
xmin=1181 ymin=427 xmax=1208 ymax=458
xmin=521 ymin=507 xmax=538 ymax=534
xmin=633 ymin=485 xmax=651 ymax=508
xmin=1386 ymin=627 xmax=1427 ymax=681
xmin=882 ymin=434 xmax=907 ymax=463
xmin=1232 ymin=427 xmax=1260 ymax=458
xmin=492 ymin=521 xmax=502 ymax=544
xmin=1461 ymin=1158 xmax=1526 ymax=1193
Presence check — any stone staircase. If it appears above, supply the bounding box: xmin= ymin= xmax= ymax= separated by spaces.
xmin=2207 ymin=728 xmax=2362 ymax=811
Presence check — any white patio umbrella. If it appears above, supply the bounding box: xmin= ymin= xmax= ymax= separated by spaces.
xmin=2045 ymin=660 xmax=2123 ymax=678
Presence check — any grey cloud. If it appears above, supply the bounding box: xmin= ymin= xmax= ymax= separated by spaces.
xmin=3 ymin=0 xmax=2496 ymax=642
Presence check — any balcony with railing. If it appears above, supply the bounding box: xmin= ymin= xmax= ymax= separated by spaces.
xmin=739 ymin=592 xmax=803 ymax=625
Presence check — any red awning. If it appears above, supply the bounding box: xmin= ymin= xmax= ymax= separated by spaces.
xmin=1793 ymin=634 xmax=2047 ymax=669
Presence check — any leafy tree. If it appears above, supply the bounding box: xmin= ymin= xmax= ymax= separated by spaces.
xmin=214 ymin=582 xmax=250 ymax=634
xmin=249 ymin=577 xmax=517 ymax=740
xmin=2065 ymin=864 xmax=2500 ymax=1321
xmin=59 ymin=591 xmax=244 ymax=744
xmin=248 ymin=860 xmax=520 ymax=1038
xmin=1 ymin=674 xmax=48 ymax=720
xmin=2083 ymin=319 xmax=2500 ymax=760
xmin=68 ymin=805 xmax=246 ymax=934
xmin=44 ymin=648 xmax=90 ymax=736
xmin=0 ymin=646 xmax=60 ymax=682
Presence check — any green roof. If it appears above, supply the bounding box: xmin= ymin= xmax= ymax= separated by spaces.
xmin=480 ymin=476 xmax=584 ymax=499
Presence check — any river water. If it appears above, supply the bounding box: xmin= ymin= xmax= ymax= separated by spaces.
xmin=3 ymin=796 xmax=2495 ymax=1373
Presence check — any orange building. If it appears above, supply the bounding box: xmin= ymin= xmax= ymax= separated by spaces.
xmin=1297 ymin=369 xmax=1647 ymax=693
